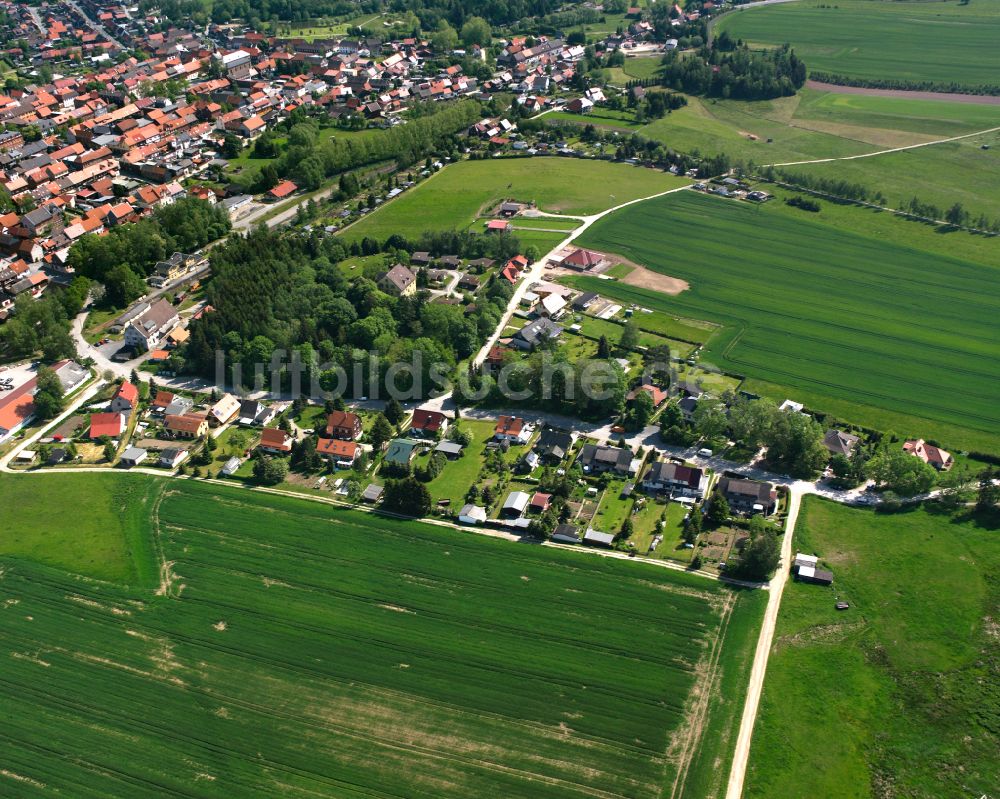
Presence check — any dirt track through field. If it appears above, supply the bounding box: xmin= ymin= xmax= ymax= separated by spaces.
xmin=724 ymin=486 xmax=805 ymax=799
xmin=806 ymin=80 xmax=1000 ymax=106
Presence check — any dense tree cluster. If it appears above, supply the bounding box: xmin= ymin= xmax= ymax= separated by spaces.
xmin=663 ymin=393 xmax=829 ymax=478
xmin=0 ymin=279 xmax=86 ymax=362
xmin=660 ymin=42 xmax=806 ymax=100
xmin=865 ymin=447 xmax=937 ymax=496
xmin=67 ymin=198 xmax=230 ymax=307
xmin=732 ymin=516 xmax=781 ymax=580
xmin=179 ymin=227 xmax=510 ymax=398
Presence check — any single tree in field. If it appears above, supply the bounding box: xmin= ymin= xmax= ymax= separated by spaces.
xmin=596 ymin=335 xmax=611 ymax=360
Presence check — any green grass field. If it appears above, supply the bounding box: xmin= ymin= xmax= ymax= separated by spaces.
xmin=0 ymin=473 xmax=159 ymax=585
xmin=0 ymin=475 xmax=764 ymax=798
xmin=638 ymin=89 xmax=1000 ymax=161
xmin=716 ymin=0 xmax=1000 ymax=88
xmin=570 ymin=190 xmax=1000 ymax=451
xmin=341 ymin=158 xmax=688 ymax=242
xmin=623 ymin=56 xmax=664 ymax=81
xmin=746 ymin=497 xmax=1000 ymax=798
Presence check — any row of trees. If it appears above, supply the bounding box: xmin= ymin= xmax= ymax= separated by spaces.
xmin=809 ymin=71 xmax=1000 ymax=98
xmin=762 ymin=166 xmax=1000 ymax=234
xmin=236 ymin=100 xmax=482 ymax=193
xmin=531 ymin=119 xmax=732 ymax=179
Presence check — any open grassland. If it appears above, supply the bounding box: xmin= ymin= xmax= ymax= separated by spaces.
xmin=716 ymin=0 xmax=1000 ymax=88
xmin=791 ymin=87 xmax=1000 ymax=139
xmin=341 ymin=158 xmax=688 ymax=242
xmin=570 ymin=190 xmax=1000 ymax=451
xmin=0 ymin=476 xmax=763 ymax=798
xmin=551 ymin=90 xmax=1000 ymax=214
xmin=745 ymin=497 xmax=1000 ymax=799
xmin=0 ymin=473 xmax=159 ymax=585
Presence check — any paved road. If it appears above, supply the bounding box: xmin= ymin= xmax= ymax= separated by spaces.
xmin=66 ymin=0 xmax=124 ymax=49
xmin=724 ymin=484 xmax=804 ymax=799
xmin=0 ymin=376 xmax=107 ymax=472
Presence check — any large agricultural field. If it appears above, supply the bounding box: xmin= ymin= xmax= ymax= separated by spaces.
xmin=340 ymin=158 xmax=688 ymax=242
xmin=715 ymin=0 xmax=1000 ymax=88
xmin=745 ymin=497 xmax=1000 ymax=798
xmin=0 ymin=474 xmax=763 ymax=798
xmin=566 ymin=189 xmax=1000 ymax=451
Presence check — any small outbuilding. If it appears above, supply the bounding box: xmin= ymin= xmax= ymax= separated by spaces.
xmin=583 ymin=528 xmax=615 ymax=547
xmin=501 ymin=490 xmax=531 ymax=518
xmin=120 ymin=446 xmax=148 ymax=467
xmin=552 ymin=524 xmax=581 ymax=544
xmin=458 ymin=504 xmax=488 ymax=525
xmin=362 ymin=483 xmax=384 ymax=503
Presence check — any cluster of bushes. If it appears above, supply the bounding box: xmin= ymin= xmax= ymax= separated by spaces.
xmin=785 ymin=195 xmax=821 ymax=212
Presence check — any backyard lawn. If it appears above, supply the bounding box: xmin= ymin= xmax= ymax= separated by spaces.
xmin=426 ymin=419 xmax=496 ymax=508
